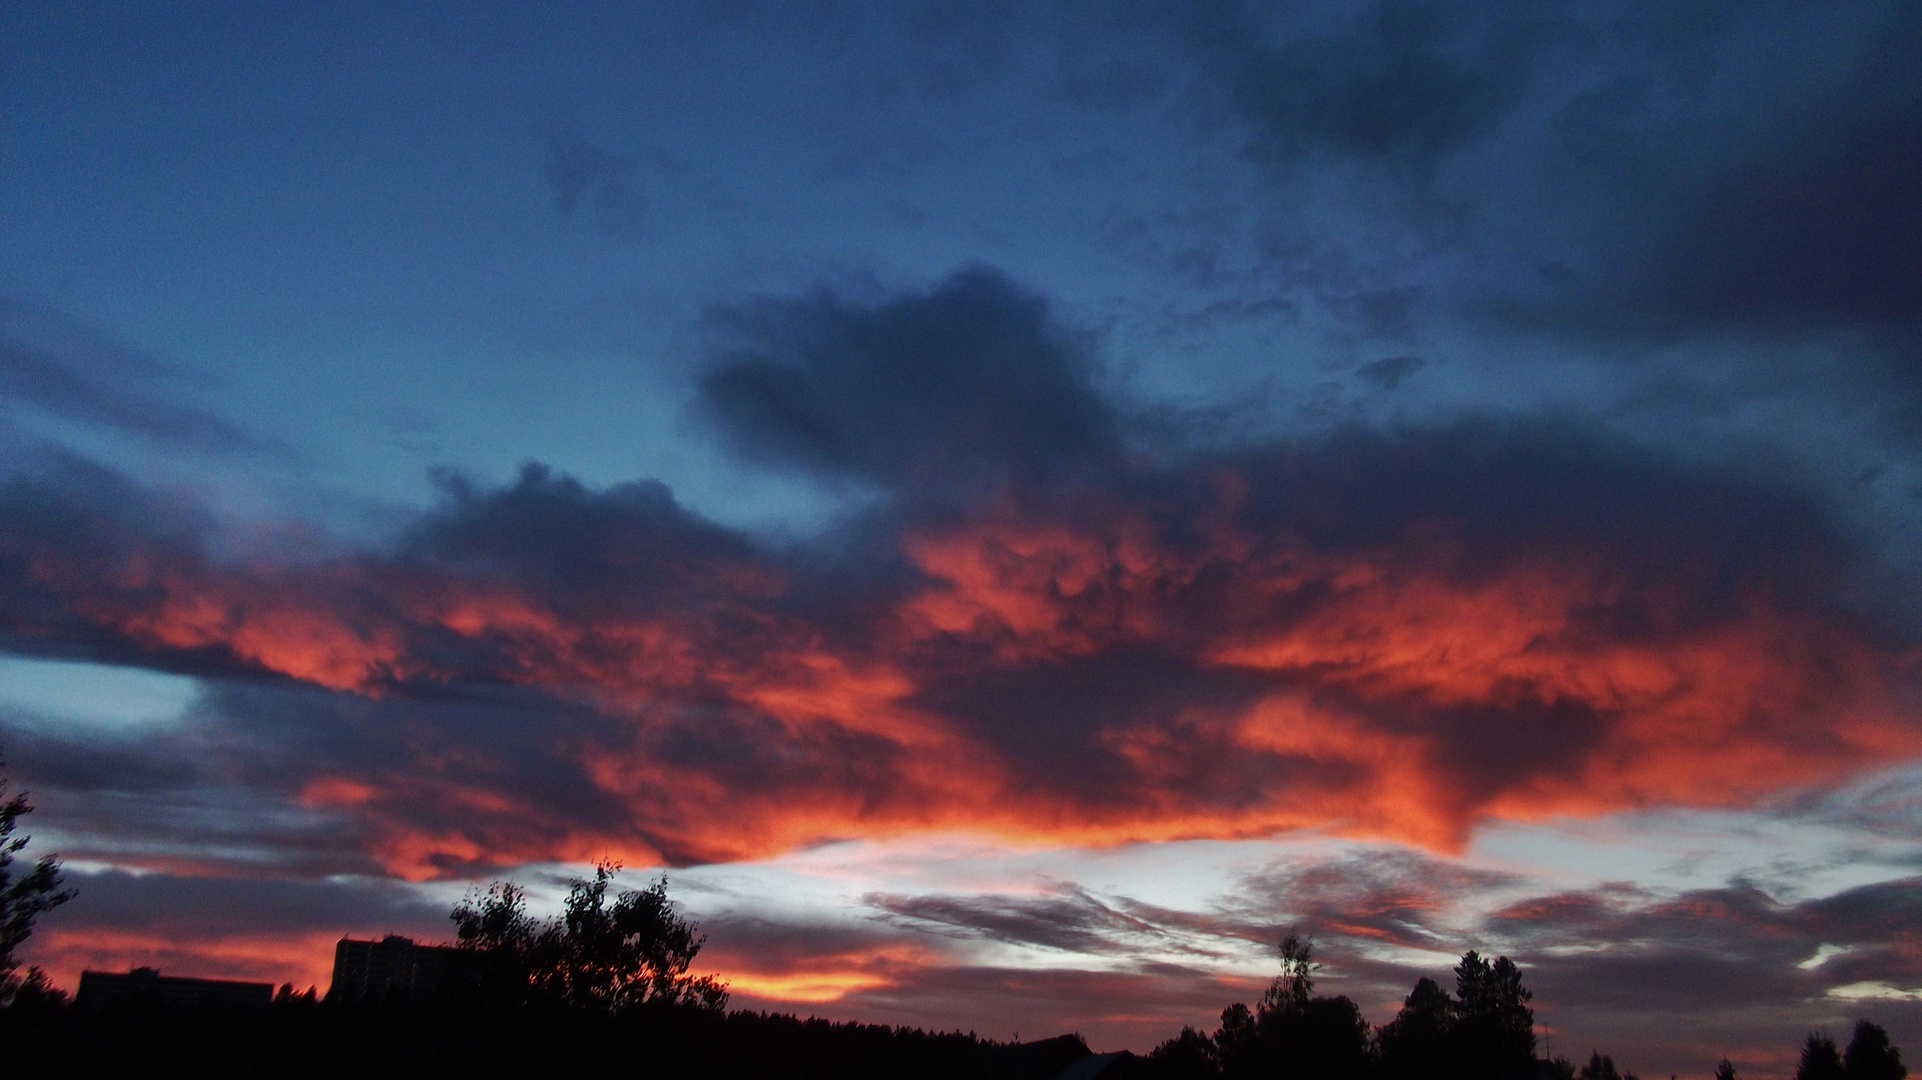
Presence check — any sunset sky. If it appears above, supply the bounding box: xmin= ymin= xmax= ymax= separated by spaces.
xmin=4 ymin=2 xmax=1921 ymax=1076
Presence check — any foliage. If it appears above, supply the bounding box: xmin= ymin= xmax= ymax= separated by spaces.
xmin=450 ymin=861 xmax=726 ymax=1014
xmin=3 ymin=997 xmax=1055 ymax=1080
xmin=1 ymin=761 xmax=75 ymax=1006
xmin=1377 ymin=977 xmax=1452 ymax=1080
xmin=1138 ymin=931 xmax=1912 ymax=1080
xmin=1210 ymin=934 xmax=1374 ymax=1080
xmin=1846 ymin=1022 xmax=1908 ymax=1080
xmin=1148 ymin=940 xmax=1565 ymax=1080
xmin=1263 ymin=932 xmax=1319 ymax=1013
xmin=1451 ymin=951 xmax=1535 ymax=1079
xmin=1373 ymin=951 xmax=1536 ymax=1080
xmin=0 ymin=909 xmax=1911 ymax=1080
xmin=1148 ymin=1025 xmax=1221 ymax=1076
xmin=1802 ymin=1034 xmax=1848 ymax=1080
xmin=7 ymin=965 xmax=69 ymax=1012
xmin=1579 ymin=1051 xmax=1632 ymax=1080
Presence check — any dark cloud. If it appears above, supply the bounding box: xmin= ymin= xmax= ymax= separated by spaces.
xmin=1476 ymin=876 xmax=1922 ymax=1074
xmin=0 ymin=451 xmax=235 ymax=674
xmin=1355 ymin=355 xmax=1425 ymax=391
xmin=15 ymin=867 xmax=453 ymax=992
xmin=869 ymin=884 xmax=1187 ymax=955
xmin=708 ymin=849 xmax=1922 ymax=1064
xmin=1495 ymin=5 xmax=1922 ymax=434
xmin=1 ymin=700 xmax=384 ymax=879
xmin=0 ymin=262 xmax=1916 ymax=888
xmin=545 ymin=130 xmax=648 ymax=241
xmin=1209 ymin=0 xmax=1546 ymax=174
xmin=0 ymin=721 xmax=205 ymax=798
xmin=1231 ymin=848 xmax=1519 ymax=951
xmin=696 ymin=267 xmax=1120 ymax=497
xmin=1796 ymin=768 xmax=1922 ymax=841
xmin=695 ymin=912 xmax=906 ymax=972
xmin=1492 ymin=883 xmax=1818 ymax=1010
xmin=1153 ymin=848 xmax=1922 ymax=1074
xmin=0 ymin=297 xmax=260 ymax=452
xmin=1 ymin=366 xmax=1914 ymax=868
xmin=403 ymin=463 xmax=772 ymax=619
xmin=1612 ymin=116 xmax=1922 ymax=335
xmin=1221 ymin=417 xmax=1843 ymax=590
xmin=1176 ymin=1 xmax=1922 ymax=325
xmin=44 ymin=868 xmax=447 ymax=940
xmin=1499 ymin=2 xmax=1922 ymax=336
xmin=1116 ymin=2 xmax=1922 ymax=434
xmin=908 ymin=653 xmax=1279 ymax=806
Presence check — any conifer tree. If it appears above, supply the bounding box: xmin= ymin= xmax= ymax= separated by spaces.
xmin=1452 ymin=950 xmax=1536 ymax=1080
xmin=1801 ymin=1034 xmax=1848 ymax=1080
xmin=1 ymin=762 xmax=73 ymax=1007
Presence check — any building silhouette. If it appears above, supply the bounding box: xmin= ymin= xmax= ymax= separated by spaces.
xmin=330 ymin=934 xmax=469 ymax=1003
xmin=77 ymin=967 xmax=275 ymax=1009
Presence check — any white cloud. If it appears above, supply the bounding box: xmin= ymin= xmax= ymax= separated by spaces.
xmin=1826 ymin=981 xmax=1922 ymax=1002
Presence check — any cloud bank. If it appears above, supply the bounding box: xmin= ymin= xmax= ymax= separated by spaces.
xmin=3 ymin=269 xmax=1915 ymax=884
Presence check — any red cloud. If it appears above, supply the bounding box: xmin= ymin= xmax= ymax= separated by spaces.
xmin=4 ymin=439 xmax=1919 ymax=876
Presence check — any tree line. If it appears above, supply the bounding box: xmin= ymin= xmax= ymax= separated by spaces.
xmin=1137 ymin=934 xmax=1907 ymax=1080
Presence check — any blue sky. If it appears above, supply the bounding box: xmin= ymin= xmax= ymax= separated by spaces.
xmin=4 ymin=3 xmax=1921 ymax=1075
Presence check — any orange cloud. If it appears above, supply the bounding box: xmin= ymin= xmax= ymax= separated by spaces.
xmin=5 ymin=451 xmax=1919 ymax=875
xmin=707 ymin=942 xmax=945 ymax=1005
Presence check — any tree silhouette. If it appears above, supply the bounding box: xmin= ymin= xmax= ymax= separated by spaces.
xmin=1378 ymin=975 xmax=1453 ymax=1080
xmin=1452 ymin=950 xmax=1535 ymax=1080
xmin=1265 ymin=932 xmax=1318 ymax=1012
xmin=451 ymin=861 xmax=725 ymax=1013
xmin=551 ymin=863 xmax=726 ymax=1011
xmin=1801 ymin=1034 xmax=1847 ymax=1080
xmin=1216 ymin=1000 xmax=1261 ymax=1076
xmin=1214 ymin=933 xmax=1372 ymax=1080
xmin=449 ymin=879 xmax=546 ymax=1008
xmin=1845 ymin=1022 xmax=1907 ymax=1080
xmin=1150 ymin=950 xmax=1904 ymax=1080
xmin=1 ymin=761 xmax=74 ymax=1007
xmin=1580 ymin=1052 xmax=1627 ymax=1080
xmin=1147 ymin=1024 xmax=1220 ymax=1078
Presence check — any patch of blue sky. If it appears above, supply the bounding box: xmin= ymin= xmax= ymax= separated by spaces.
xmin=0 ymin=655 xmax=199 ymax=731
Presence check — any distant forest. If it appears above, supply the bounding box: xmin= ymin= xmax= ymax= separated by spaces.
xmin=1 ymin=864 xmax=1908 ymax=1080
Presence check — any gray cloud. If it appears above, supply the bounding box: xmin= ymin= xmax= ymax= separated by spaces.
xmin=869 ymin=884 xmax=1192 ymax=955
xmin=696 ymin=267 xmax=1120 ymax=498
xmin=545 ymin=130 xmax=649 ymax=241
xmin=1 ymin=343 xmax=1910 ymax=870
xmin=0 ymin=297 xmax=261 ymax=452
xmin=1208 ymin=0 xmax=1547 ymax=174
xmin=44 ymin=868 xmax=448 ymax=940
xmin=1355 ymin=355 xmax=1425 ymax=391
